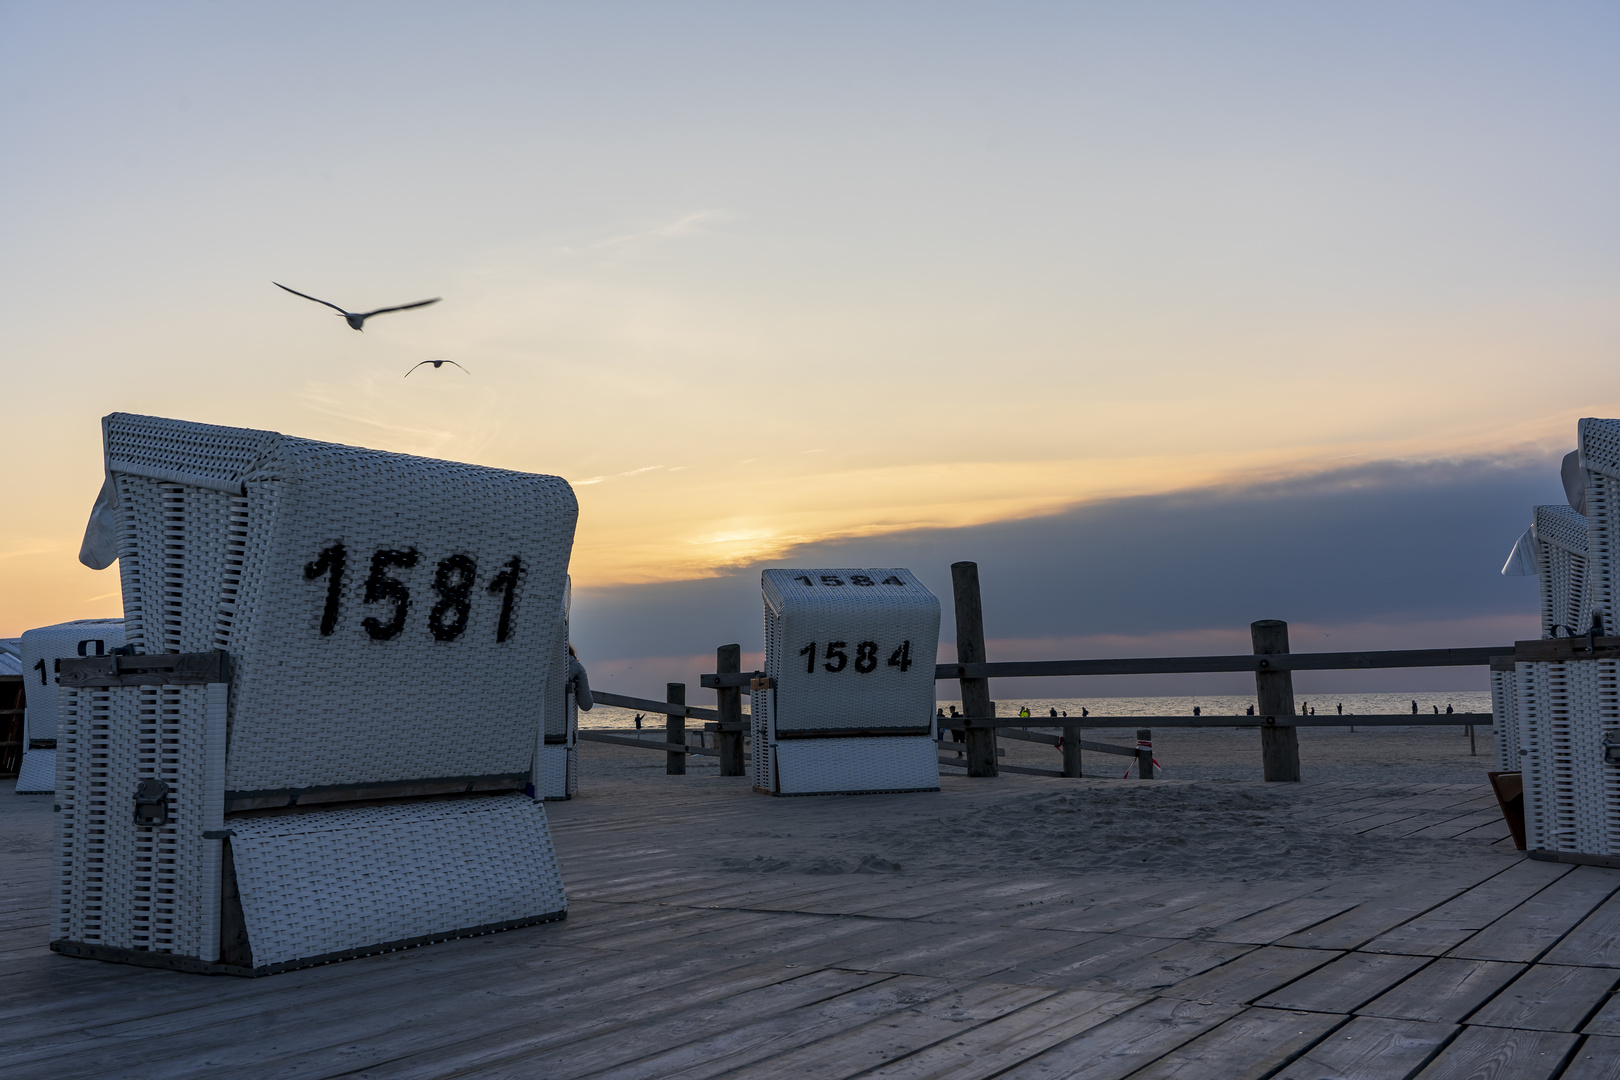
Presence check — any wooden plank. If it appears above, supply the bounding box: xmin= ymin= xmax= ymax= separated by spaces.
xmin=1014 ymin=879 xmax=1221 ymax=932
xmin=1256 ymin=951 xmax=1433 ymax=1014
xmin=1365 ymin=861 xmax=1573 ymax=956
xmin=539 ymin=973 xmax=960 ymax=1080
xmin=994 ymin=933 xmax=1173 ymax=989
xmin=586 ymin=689 xmax=731 ymax=723
xmin=1254 ymin=620 xmax=1300 ymax=782
xmin=1271 ymin=1016 xmax=1455 ymax=1080
xmin=1125 ymin=885 xmax=1324 ymax=941
xmin=931 ymin=644 xmax=1513 ymax=681
xmin=5 ymin=946 xmax=815 ymax=1077
xmin=1583 ymin=990 xmax=1620 ymax=1035
xmin=1359 ymin=957 xmax=1525 ymax=1023
xmin=1210 ymin=894 xmax=1363 ymax=945
xmin=860 ymin=988 xmax=1142 ymax=1079
xmin=855 ymin=924 xmax=1103 ymax=982
xmin=1466 ymin=964 xmax=1619 ymax=1032
xmin=1451 ymin=869 xmax=1620 ymax=963
xmin=990 ymin=997 xmax=1243 ymax=1080
xmin=1544 ymin=888 xmax=1620 ymax=968
xmin=1157 ymin=946 xmax=1342 ymax=1005
xmin=665 ymin=682 xmax=686 ymax=774
xmin=686 ymin=978 xmax=1061 ymax=1079
xmin=1035 ymin=884 xmax=1247 ymax=936
xmin=950 ymin=561 xmax=998 ymax=778
xmin=943 ymin=713 xmax=1492 ymax=729
xmin=1562 ymin=1034 xmax=1620 ymax=1080
xmin=1075 ymin=939 xmax=1258 ymax=995
xmin=1411 ymin=1025 xmax=1576 ymax=1080
xmin=576 ymin=730 xmax=719 ymax=756
xmin=1124 ymin=1007 xmax=1346 ymax=1080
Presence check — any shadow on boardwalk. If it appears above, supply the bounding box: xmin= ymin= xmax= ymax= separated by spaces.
xmin=3 ymin=748 xmax=1619 ymax=1079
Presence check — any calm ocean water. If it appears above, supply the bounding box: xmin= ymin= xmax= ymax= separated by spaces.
xmin=580 ymin=690 xmax=1493 ymax=729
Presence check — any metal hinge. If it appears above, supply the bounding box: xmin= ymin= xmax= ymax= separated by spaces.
xmin=133 ymin=779 xmax=170 ymax=826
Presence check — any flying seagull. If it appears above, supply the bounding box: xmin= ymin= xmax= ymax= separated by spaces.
xmin=405 ymin=359 xmax=469 ymax=377
xmin=273 ymin=282 xmax=440 ymax=330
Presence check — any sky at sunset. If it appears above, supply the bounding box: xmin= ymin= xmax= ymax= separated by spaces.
xmin=3 ymin=3 xmax=1617 ymax=693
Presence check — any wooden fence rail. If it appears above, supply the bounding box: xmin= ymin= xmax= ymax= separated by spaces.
xmin=693 ymin=560 xmax=1508 ymax=783
xmin=699 ymin=647 xmax=1512 ymax=689
xmin=577 ymin=730 xmax=721 ymax=757
xmin=942 ymin=713 xmax=1493 ymax=730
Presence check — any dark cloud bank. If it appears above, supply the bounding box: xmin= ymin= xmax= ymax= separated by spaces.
xmin=573 ymin=454 xmax=1562 ymax=698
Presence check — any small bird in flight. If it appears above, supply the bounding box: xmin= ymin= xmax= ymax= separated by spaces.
xmin=273 ymin=282 xmax=440 ymax=330
xmin=405 ymin=359 xmax=468 ymax=377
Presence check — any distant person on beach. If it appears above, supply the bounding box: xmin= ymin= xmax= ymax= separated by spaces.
xmin=1433 ymin=705 xmax=1439 ymax=715
xmin=1050 ymin=707 xmax=1058 ymax=718
xmin=1246 ymin=705 xmax=1254 ymax=716
xmin=1337 ymin=703 xmax=1343 ymax=715
xmin=937 ymin=707 xmax=945 ymax=719
xmin=1192 ymin=705 xmax=1201 ymax=716
xmin=1446 ymin=703 xmax=1454 ymax=715
xmin=567 ymin=645 xmax=593 ymax=711
xmin=1412 ymin=700 xmax=1418 ymax=715
xmin=634 ymin=713 xmax=643 ymax=731
xmin=1018 ymin=706 xmax=1031 ymax=718
xmin=1081 ymin=707 xmax=1089 ymax=717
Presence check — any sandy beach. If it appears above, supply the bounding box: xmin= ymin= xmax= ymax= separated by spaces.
xmin=571 ymin=724 xmax=1509 ymax=889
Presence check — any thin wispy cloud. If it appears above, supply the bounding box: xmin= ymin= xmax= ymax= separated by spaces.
xmin=572 ymin=465 xmax=663 ymax=486
xmin=579 ymin=210 xmax=722 ymax=252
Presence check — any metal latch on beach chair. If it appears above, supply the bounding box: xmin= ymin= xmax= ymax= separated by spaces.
xmin=749 ymin=676 xmax=773 ymax=691
xmin=133 ymin=779 xmax=170 ymax=826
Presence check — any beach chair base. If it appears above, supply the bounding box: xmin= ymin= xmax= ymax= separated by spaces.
xmin=762 ymin=735 xmax=940 ymax=796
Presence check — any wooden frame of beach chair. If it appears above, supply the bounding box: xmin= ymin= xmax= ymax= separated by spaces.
xmin=750 ymin=568 xmax=941 ymax=796
xmin=51 ymin=413 xmax=575 ymax=974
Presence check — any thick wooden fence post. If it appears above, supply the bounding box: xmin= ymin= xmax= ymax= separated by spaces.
xmin=714 ymin=645 xmax=745 ymax=776
xmin=666 ymin=682 xmax=686 ymax=776
xmin=1062 ymin=729 xmax=1083 ymax=778
xmin=951 ymin=561 xmax=998 ymax=777
xmin=1252 ymin=620 xmax=1301 ymax=782
xmin=1136 ymin=729 xmax=1154 ymax=780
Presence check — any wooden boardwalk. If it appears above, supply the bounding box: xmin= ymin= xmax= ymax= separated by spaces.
xmin=4 ymin=763 xmax=1620 ymax=1079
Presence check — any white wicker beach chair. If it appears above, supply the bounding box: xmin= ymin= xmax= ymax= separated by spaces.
xmin=750 ymin=569 xmax=940 ymax=795
xmin=52 ymin=413 xmax=575 ymax=974
xmin=13 ymin=618 xmax=123 ymax=794
xmin=1510 ymin=420 xmax=1620 ymax=865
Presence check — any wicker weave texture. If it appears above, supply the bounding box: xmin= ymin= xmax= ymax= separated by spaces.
xmin=54 ymin=682 xmax=227 ymax=961
xmin=14 ymin=750 xmax=56 ymax=794
xmin=1533 ymin=505 xmax=1590 ymax=637
xmin=102 ymin=414 xmax=577 ymax=791
xmin=227 ymin=794 xmax=566 ymax=969
xmin=1514 ymin=658 xmax=1620 ymax=857
xmin=1580 ymin=419 xmax=1620 ymax=625
xmin=1491 ymin=668 xmax=1520 ymax=773
xmin=755 ymin=569 xmax=940 ymax=794
xmin=773 ymin=737 xmax=940 ymax=794
xmin=17 ymin=619 xmax=125 ymax=743
xmin=760 ymin=569 xmax=939 ymax=733
xmin=538 ymin=745 xmax=576 ymax=800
